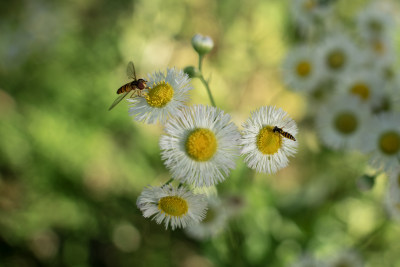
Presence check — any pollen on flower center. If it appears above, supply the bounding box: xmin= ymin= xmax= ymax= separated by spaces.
xmin=256 ymin=126 xmax=282 ymax=155
xmin=146 ymin=82 xmax=174 ymax=108
xmin=379 ymin=131 xmax=400 ymax=155
xmin=333 ymin=112 xmax=358 ymax=134
xmin=296 ymin=61 xmax=312 ymax=77
xmin=158 ymin=196 xmax=189 ymax=217
xmin=185 ymin=128 xmax=217 ymax=161
xmin=327 ymin=50 xmax=346 ymax=69
xmin=350 ymin=83 xmax=370 ymax=100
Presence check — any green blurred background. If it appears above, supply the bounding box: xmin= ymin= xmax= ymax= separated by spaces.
xmin=1 ymin=0 xmax=399 ymax=266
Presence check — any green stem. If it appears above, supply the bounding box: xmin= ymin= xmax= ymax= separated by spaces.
xmin=162 ymin=178 xmax=174 ymax=187
xmin=198 ymin=54 xmax=216 ymax=107
xmin=199 ymin=75 xmax=216 ymax=107
xmin=198 ymin=54 xmax=204 ymax=72
xmin=354 ymin=220 xmax=388 ymax=251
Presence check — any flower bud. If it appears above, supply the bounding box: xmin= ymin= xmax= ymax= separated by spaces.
xmin=191 ymin=34 xmax=214 ymax=55
xmin=184 ymin=66 xmax=201 ymax=78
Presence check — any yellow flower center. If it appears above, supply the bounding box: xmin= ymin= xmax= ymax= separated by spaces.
xmin=303 ymin=0 xmax=316 ymax=10
xmin=327 ymin=50 xmax=346 ymax=70
xmin=185 ymin=128 xmax=217 ymax=161
xmin=146 ymin=82 xmax=174 ymax=108
xmin=256 ymin=126 xmax=282 ymax=155
xmin=378 ymin=131 xmax=400 ymax=155
xmin=333 ymin=112 xmax=358 ymax=135
xmin=372 ymin=40 xmax=385 ymax=54
xmin=350 ymin=82 xmax=370 ymax=100
xmin=158 ymin=196 xmax=188 ymax=217
xmin=296 ymin=61 xmax=312 ymax=77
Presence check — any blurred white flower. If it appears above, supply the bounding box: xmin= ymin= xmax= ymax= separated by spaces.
xmin=137 ymin=184 xmax=207 ymax=230
xmin=282 ymin=45 xmax=322 ymax=93
xmin=317 ymin=34 xmax=359 ymax=78
xmin=385 ymin=167 xmax=400 ymax=221
xmin=316 ymin=95 xmax=371 ymax=150
xmin=291 ymin=0 xmax=332 ymax=33
xmin=357 ymin=3 xmax=394 ymax=41
xmin=290 ymin=254 xmax=321 ymax=267
xmin=184 ymin=196 xmax=228 ymax=240
xmin=241 ymin=106 xmax=298 ymax=174
xmin=336 ymin=69 xmax=382 ymax=108
xmin=325 ymin=250 xmax=363 ymax=267
xmin=364 ymin=112 xmax=400 ymax=172
xmin=367 ymin=36 xmax=396 ymax=65
xmin=160 ymin=105 xmax=241 ymax=187
xmin=128 ymin=67 xmax=192 ymax=124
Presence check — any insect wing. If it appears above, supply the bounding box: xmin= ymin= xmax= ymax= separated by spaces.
xmin=108 ymin=91 xmax=129 ymax=111
xmin=126 ymin=61 xmax=137 ymax=80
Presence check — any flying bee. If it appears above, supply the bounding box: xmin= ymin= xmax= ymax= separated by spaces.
xmin=108 ymin=61 xmax=148 ymax=111
xmin=272 ymin=126 xmax=296 ymax=141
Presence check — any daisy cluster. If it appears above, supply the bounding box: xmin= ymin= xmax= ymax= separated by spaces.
xmin=285 ymin=1 xmax=400 ymax=219
xmin=115 ymin=34 xmax=299 ymax=232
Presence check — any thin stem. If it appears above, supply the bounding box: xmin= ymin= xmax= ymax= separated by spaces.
xmin=162 ymin=178 xmax=174 ymax=187
xmin=197 ymin=54 xmax=216 ymax=107
xmin=354 ymin=220 xmax=388 ymax=251
xmin=199 ymin=75 xmax=216 ymax=107
xmin=198 ymin=54 xmax=204 ymax=72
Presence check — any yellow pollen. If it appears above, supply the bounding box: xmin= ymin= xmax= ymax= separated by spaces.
xmin=158 ymin=196 xmax=188 ymax=217
xmin=327 ymin=50 xmax=346 ymax=69
xmin=333 ymin=112 xmax=358 ymax=135
xmin=350 ymin=83 xmax=370 ymax=100
xmin=185 ymin=128 xmax=217 ymax=161
xmin=146 ymin=82 xmax=174 ymax=108
xmin=296 ymin=61 xmax=312 ymax=77
xmin=256 ymin=126 xmax=282 ymax=155
xmin=379 ymin=131 xmax=400 ymax=155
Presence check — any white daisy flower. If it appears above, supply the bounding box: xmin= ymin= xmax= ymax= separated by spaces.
xmin=317 ymin=34 xmax=359 ymax=78
xmin=374 ymin=60 xmax=400 ymax=90
xmin=241 ymin=106 xmax=298 ymax=174
xmin=336 ymin=69 xmax=382 ymax=108
xmin=364 ymin=112 xmax=400 ymax=172
xmin=357 ymin=4 xmax=394 ymax=41
xmin=385 ymin=167 xmax=400 ymax=221
xmin=128 ymin=67 xmax=193 ymax=124
xmin=325 ymin=250 xmax=363 ymax=267
xmin=364 ymin=35 xmax=396 ymax=64
xmin=282 ymin=45 xmax=322 ymax=93
xmin=184 ymin=196 xmax=228 ymax=240
xmin=159 ymin=105 xmax=241 ymax=187
xmin=316 ymin=95 xmax=371 ymax=150
xmin=136 ymin=184 xmax=207 ymax=230
xmin=290 ymin=254 xmax=321 ymax=267
xmin=291 ymin=0 xmax=332 ymax=33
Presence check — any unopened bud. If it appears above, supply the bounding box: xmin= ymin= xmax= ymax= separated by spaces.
xmin=184 ymin=66 xmax=201 ymax=78
xmin=191 ymin=34 xmax=214 ymax=55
